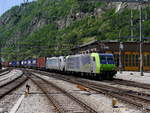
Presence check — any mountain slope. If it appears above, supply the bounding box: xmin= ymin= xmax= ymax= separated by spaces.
xmin=0 ymin=0 xmax=150 ymax=61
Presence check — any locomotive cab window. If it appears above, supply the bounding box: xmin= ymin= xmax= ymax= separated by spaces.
xmin=99 ymin=54 xmax=114 ymax=64
xmin=107 ymin=55 xmax=115 ymax=64
xmin=100 ymin=55 xmax=106 ymax=64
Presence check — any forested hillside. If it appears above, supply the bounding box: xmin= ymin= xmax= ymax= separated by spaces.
xmin=0 ymin=0 xmax=150 ymax=61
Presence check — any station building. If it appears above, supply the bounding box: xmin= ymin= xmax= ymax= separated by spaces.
xmin=71 ymin=40 xmax=150 ymax=71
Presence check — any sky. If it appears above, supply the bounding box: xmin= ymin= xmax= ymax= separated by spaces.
xmin=0 ymin=0 xmax=34 ymax=15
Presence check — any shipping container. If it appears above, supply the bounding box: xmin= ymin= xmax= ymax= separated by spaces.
xmin=27 ymin=59 xmax=37 ymax=68
xmin=16 ymin=61 xmax=21 ymax=67
xmin=23 ymin=60 xmax=28 ymax=67
xmin=27 ymin=59 xmax=32 ymax=68
xmin=8 ymin=62 xmax=12 ymax=67
xmin=11 ymin=61 xmax=17 ymax=67
xmin=31 ymin=59 xmax=37 ymax=68
xmin=21 ymin=60 xmax=24 ymax=67
xmin=1 ymin=62 xmax=4 ymax=67
xmin=37 ymin=57 xmax=46 ymax=69
xmin=2 ymin=62 xmax=9 ymax=67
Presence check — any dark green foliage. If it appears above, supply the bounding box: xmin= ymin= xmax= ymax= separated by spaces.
xmin=0 ymin=0 xmax=150 ymax=61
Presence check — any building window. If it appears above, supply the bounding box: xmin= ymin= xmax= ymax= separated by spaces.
xmin=135 ymin=55 xmax=139 ymax=66
xmin=132 ymin=55 xmax=135 ymax=66
xmin=147 ymin=55 xmax=150 ymax=66
xmin=129 ymin=54 xmax=132 ymax=66
xmin=125 ymin=54 xmax=128 ymax=66
xmin=144 ymin=54 xmax=148 ymax=66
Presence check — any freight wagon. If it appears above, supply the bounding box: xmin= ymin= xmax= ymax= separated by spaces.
xmin=37 ymin=57 xmax=46 ymax=70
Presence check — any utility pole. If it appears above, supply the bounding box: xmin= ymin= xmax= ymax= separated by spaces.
xmin=119 ymin=30 xmax=123 ymax=73
xmin=139 ymin=3 xmax=144 ymax=76
xmin=131 ymin=9 xmax=134 ymax=41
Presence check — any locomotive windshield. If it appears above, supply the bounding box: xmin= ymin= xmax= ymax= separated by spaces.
xmin=100 ymin=55 xmax=107 ymax=64
xmin=107 ymin=55 xmax=114 ymax=64
xmin=99 ymin=54 xmax=114 ymax=64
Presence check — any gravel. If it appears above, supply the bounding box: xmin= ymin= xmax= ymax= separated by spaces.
xmin=0 ymin=69 xmax=23 ymax=86
xmin=16 ymin=80 xmax=56 ymax=113
xmin=0 ymin=78 xmax=55 ymax=113
xmin=2 ymin=67 xmax=6 ymax=70
xmin=0 ymin=78 xmax=26 ymax=113
xmin=81 ymin=78 xmax=150 ymax=95
xmin=0 ymin=70 xmax=10 ymax=76
xmin=0 ymin=71 xmax=14 ymax=81
xmin=33 ymin=72 xmax=142 ymax=113
xmin=115 ymin=71 xmax=150 ymax=84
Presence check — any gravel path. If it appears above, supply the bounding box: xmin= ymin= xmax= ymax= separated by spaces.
xmin=115 ymin=71 xmax=150 ymax=84
xmin=33 ymin=73 xmax=142 ymax=113
xmin=0 ymin=69 xmax=23 ymax=86
xmin=0 ymin=77 xmax=26 ymax=113
xmin=16 ymin=80 xmax=56 ymax=113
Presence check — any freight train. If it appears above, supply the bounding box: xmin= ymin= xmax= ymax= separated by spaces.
xmin=2 ymin=53 xmax=117 ymax=80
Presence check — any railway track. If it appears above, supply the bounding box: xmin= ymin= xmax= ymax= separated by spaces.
xmin=105 ymin=78 xmax=150 ymax=90
xmin=31 ymin=70 xmax=150 ymax=112
xmin=32 ymin=69 xmax=150 ymax=90
xmin=0 ymin=68 xmax=9 ymax=73
xmin=75 ymin=79 xmax=150 ymax=110
xmin=0 ymin=68 xmax=11 ymax=76
xmin=0 ymin=72 xmax=28 ymax=99
xmin=27 ymin=71 xmax=97 ymax=113
xmin=0 ymin=71 xmax=15 ymax=82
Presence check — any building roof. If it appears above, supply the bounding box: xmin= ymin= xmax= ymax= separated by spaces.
xmin=72 ymin=40 xmax=150 ymax=50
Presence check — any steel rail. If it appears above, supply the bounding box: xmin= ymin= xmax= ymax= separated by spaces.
xmin=108 ymin=78 xmax=150 ymax=90
xmin=0 ymin=70 xmax=11 ymax=76
xmin=31 ymin=70 xmax=150 ymax=112
xmin=0 ymin=75 xmax=28 ymax=99
xmin=0 ymin=72 xmax=24 ymax=88
xmin=28 ymin=72 xmax=98 ymax=113
xmin=0 ymin=68 xmax=11 ymax=76
xmin=32 ymin=69 xmax=150 ymax=90
xmin=28 ymin=74 xmax=66 ymax=113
